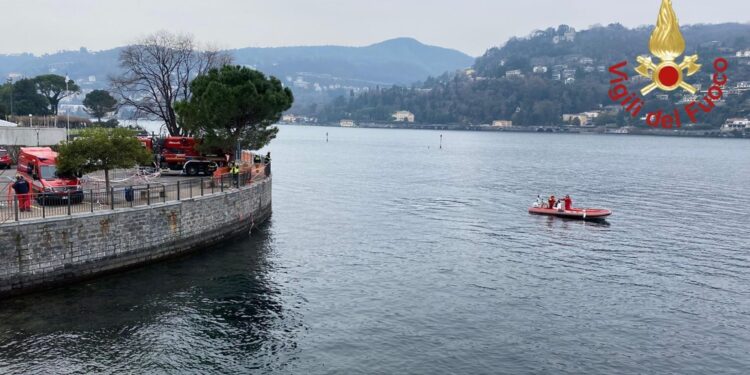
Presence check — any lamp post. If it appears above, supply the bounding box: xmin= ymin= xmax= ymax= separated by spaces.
xmin=65 ymin=75 xmax=70 ymax=141
xmin=6 ymin=78 xmax=13 ymax=119
xmin=29 ymin=114 xmax=32 ymax=127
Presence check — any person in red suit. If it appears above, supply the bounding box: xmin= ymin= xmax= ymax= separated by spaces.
xmin=564 ymin=195 xmax=572 ymax=211
xmin=12 ymin=175 xmax=31 ymax=212
xmin=548 ymin=195 xmax=555 ymax=210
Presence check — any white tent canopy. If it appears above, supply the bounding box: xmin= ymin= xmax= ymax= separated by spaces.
xmin=0 ymin=120 xmax=18 ymax=127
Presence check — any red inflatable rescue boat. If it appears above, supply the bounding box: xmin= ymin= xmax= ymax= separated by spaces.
xmin=528 ymin=207 xmax=612 ymax=220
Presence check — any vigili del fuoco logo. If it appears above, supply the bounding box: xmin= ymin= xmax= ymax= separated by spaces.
xmin=608 ymin=0 xmax=730 ymax=128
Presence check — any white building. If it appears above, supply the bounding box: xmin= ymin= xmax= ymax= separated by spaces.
xmin=563 ymin=112 xmax=599 ymax=126
xmin=721 ymin=118 xmax=750 ymax=132
xmin=340 ymin=119 xmax=356 ymax=127
xmin=492 ymin=120 xmax=512 ymax=128
xmin=505 ymin=69 xmax=524 ymax=79
xmin=563 ymin=29 xmax=577 ymax=42
xmin=736 ymin=50 xmax=750 ymax=58
xmin=533 ymin=66 xmax=548 ymax=73
xmin=392 ymin=111 xmax=415 ymax=123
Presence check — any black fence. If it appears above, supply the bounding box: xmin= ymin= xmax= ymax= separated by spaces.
xmin=1 ymin=171 xmax=259 ymax=223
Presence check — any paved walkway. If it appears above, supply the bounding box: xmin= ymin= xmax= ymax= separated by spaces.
xmin=0 ymin=165 xmax=269 ymax=224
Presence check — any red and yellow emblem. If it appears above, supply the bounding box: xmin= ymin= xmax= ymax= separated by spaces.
xmin=635 ymin=0 xmax=701 ymax=95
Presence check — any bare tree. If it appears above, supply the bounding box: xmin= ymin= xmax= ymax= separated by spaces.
xmin=110 ymin=31 xmax=232 ymax=135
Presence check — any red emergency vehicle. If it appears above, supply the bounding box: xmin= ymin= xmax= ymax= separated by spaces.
xmin=17 ymin=147 xmax=84 ymax=204
xmin=0 ymin=148 xmax=11 ymax=169
xmin=156 ymin=136 xmax=225 ymax=176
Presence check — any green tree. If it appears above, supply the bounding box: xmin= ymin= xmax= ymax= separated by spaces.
xmin=57 ymin=128 xmax=151 ymax=195
xmin=175 ymin=65 xmax=293 ymax=153
xmin=34 ymin=74 xmax=80 ymax=115
xmin=83 ymin=90 xmax=118 ymax=123
xmin=13 ymin=78 xmax=50 ymax=116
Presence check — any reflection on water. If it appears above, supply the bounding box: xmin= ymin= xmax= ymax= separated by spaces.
xmin=0 ymin=223 xmax=304 ymax=374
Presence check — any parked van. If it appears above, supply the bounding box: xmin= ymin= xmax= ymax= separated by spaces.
xmin=17 ymin=147 xmax=84 ymax=204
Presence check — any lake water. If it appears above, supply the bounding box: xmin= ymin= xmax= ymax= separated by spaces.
xmin=0 ymin=126 xmax=748 ymax=374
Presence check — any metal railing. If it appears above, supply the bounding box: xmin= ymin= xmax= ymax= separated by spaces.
xmin=1 ymin=169 xmax=265 ymax=223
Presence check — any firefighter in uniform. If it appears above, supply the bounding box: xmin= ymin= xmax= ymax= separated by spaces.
xmin=264 ymin=152 xmax=271 ymax=176
xmin=230 ymin=162 xmax=240 ymax=187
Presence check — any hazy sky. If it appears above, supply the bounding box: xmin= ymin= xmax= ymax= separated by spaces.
xmin=1 ymin=0 xmax=747 ymax=56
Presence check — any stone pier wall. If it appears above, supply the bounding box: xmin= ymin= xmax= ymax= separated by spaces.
xmin=0 ymin=178 xmax=272 ymax=298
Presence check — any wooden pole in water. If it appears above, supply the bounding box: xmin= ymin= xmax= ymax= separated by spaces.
xmin=440 ymin=134 xmax=442 ymax=149
xmin=326 ymin=132 xmax=328 ymax=143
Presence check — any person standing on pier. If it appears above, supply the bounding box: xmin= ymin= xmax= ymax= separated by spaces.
xmin=264 ymin=152 xmax=271 ymax=176
xmin=12 ymin=175 xmax=31 ymax=212
xmin=230 ymin=162 xmax=240 ymax=187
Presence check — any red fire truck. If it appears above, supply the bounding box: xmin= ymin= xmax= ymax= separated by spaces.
xmin=151 ymin=136 xmax=227 ymax=176
xmin=17 ymin=147 xmax=84 ymax=204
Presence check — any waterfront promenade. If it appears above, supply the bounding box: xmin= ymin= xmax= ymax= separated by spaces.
xmin=0 ymin=165 xmax=270 ymax=224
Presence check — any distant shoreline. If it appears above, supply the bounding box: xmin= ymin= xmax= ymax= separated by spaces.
xmin=279 ymin=122 xmax=750 ymax=139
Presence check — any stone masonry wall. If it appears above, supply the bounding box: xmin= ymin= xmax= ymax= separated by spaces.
xmin=0 ymin=178 xmax=271 ymax=298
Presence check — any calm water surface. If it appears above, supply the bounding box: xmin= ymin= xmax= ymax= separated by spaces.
xmin=1 ymin=126 xmax=749 ymax=374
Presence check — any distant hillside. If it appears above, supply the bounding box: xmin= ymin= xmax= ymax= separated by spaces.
xmin=0 ymin=38 xmax=473 ymax=112
xmin=320 ymin=23 xmax=750 ymax=128
xmin=231 ymin=38 xmax=474 ymax=85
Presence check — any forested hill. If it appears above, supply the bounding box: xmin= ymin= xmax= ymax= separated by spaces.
xmin=318 ymin=23 xmax=750 ymax=127
xmin=0 ymin=38 xmax=472 ymax=91
xmin=231 ymin=38 xmax=474 ymax=85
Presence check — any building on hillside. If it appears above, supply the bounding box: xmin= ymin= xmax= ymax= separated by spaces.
xmin=563 ymin=114 xmax=588 ymax=126
xmin=505 ymin=70 xmax=524 ymax=79
xmin=563 ymin=111 xmax=599 ymax=127
xmin=563 ymin=29 xmax=577 ymax=42
xmin=721 ymin=118 xmax=750 ymax=132
xmin=579 ymin=57 xmax=594 ymax=65
xmin=562 ymin=69 xmax=577 ymax=79
xmin=392 ymin=111 xmax=415 ymax=123
xmin=340 ymin=119 xmax=356 ymax=127
xmin=492 ymin=120 xmax=512 ymax=128
xmin=678 ymin=94 xmax=700 ymax=104
xmin=532 ymin=66 xmax=548 ymax=73
xmin=735 ymin=50 xmax=750 ymax=58
xmin=565 ymin=77 xmax=576 ymax=85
